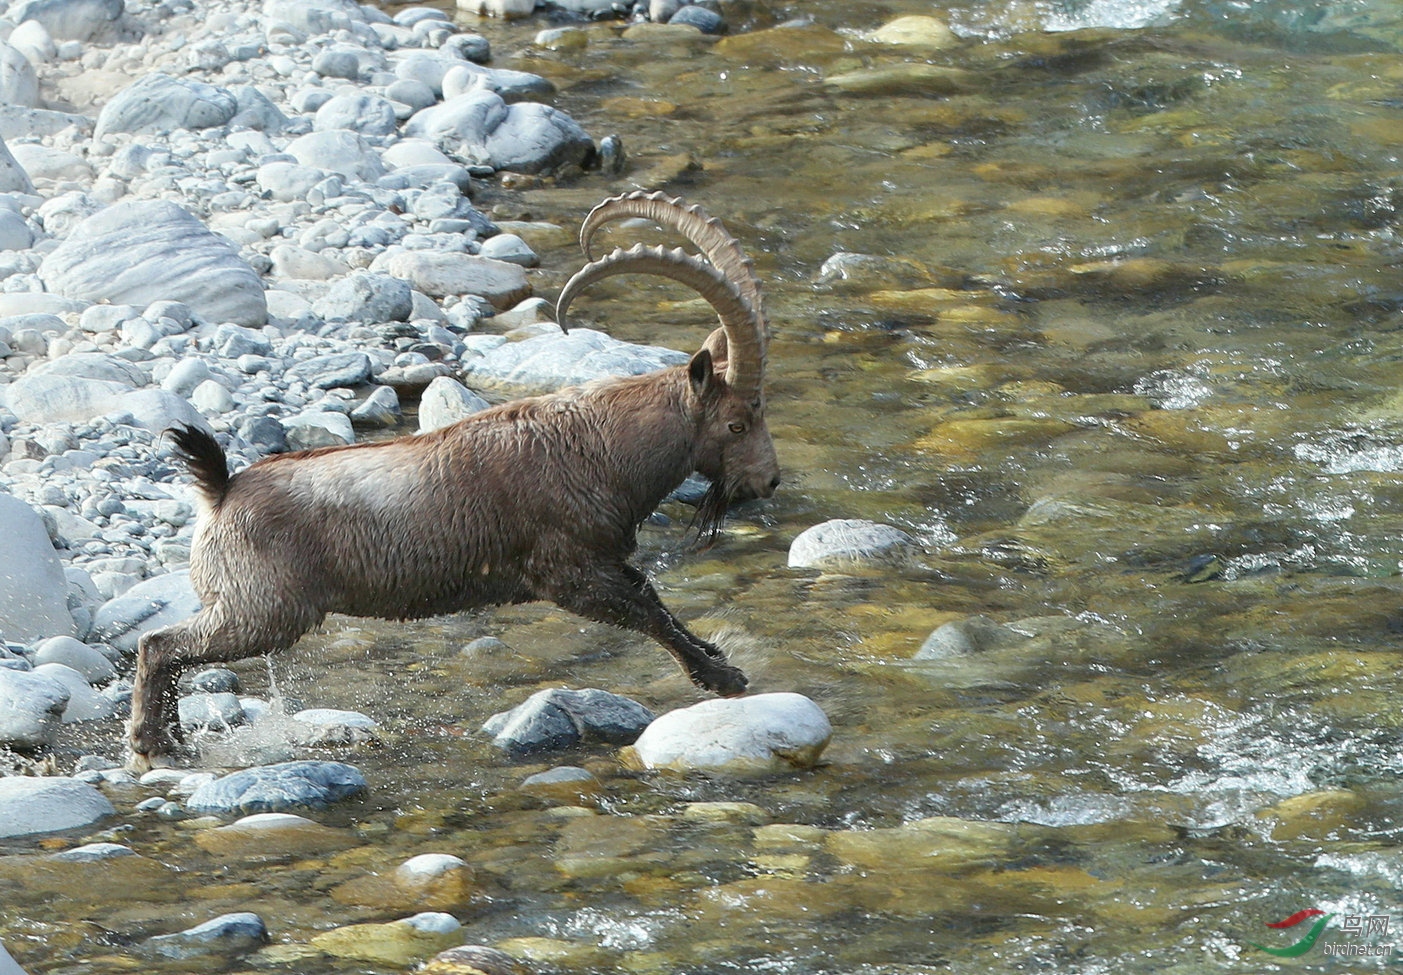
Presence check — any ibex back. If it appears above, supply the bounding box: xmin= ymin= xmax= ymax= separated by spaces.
xmin=127 ymin=192 xmax=780 ymax=768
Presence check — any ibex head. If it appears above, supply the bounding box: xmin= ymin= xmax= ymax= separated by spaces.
xmin=557 ymin=191 xmax=780 ymax=539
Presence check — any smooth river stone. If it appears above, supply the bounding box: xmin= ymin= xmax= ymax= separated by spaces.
xmin=787 ymin=518 xmax=919 ymax=569
xmin=185 ymin=760 xmax=368 ymax=815
xmin=417 ymin=376 xmax=489 ymax=433
xmin=11 ymin=0 xmax=122 ymax=41
xmin=0 ymin=493 xmax=75 ymax=642
xmin=39 ymin=200 xmax=267 ymax=327
xmin=94 ymin=73 xmax=238 ymax=136
xmin=144 ymin=912 xmax=269 ymax=959
xmin=378 ymin=249 xmax=529 ymax=306
xmin=403 ymin=89 xmax=592 ymax=174
xmin=91 ymin=570 xmax=201 ymax=655
xmin=629 ymin=692 xmax=832 ymax=773
xmin=482 ymin=687 xmax=655 ymax=754
xmin=0 ymin=134 xmax=34 ymax=193
xmin=0 ymin=668 xmax=70 ymax=751
xmin=0 ymin=776 xmax=115 ymax=838
xmin=459 ymin=327 xmax=687 ymax=399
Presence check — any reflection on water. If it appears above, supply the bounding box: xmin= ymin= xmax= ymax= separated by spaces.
xmin=13 ymin=0 xmax=1403 ymax=971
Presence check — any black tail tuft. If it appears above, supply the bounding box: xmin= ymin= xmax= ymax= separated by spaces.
xmin=167 ymin=423 xmax=231 ymax=506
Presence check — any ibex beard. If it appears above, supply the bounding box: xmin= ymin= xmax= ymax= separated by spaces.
xmin=126 ymin=192 xmax=780 ymax=769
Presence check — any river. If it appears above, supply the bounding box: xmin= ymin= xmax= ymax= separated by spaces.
xmin=17 ymin=0 xmax=1403 ymax=971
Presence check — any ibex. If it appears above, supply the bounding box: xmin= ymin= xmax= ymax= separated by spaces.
xmin=126 ymin=192 xmax=779 ymax=768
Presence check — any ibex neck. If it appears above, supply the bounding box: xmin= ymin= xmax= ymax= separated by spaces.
xmin=586 ymin=368 xmax=700 ymax=525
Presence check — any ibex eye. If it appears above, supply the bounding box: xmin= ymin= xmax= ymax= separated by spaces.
xmin=729 ymin=422 xmax=746 ymax=434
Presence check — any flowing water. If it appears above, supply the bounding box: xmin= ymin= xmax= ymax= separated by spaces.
xmin=13 ymin=0 xmax=1403 ymax=971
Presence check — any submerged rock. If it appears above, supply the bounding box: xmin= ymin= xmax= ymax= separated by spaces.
xmin=310 ymin=911 xmax=464 ymax=966
xmin=291 ymin=707 xmax=380 ymax=745
xmin=193 ymin=812 xmax=359 ymax=860
xmin=333 ymin=852 xmax=477 ymax=911
xmin=421 ymin=944 xmax=528 ymax=975
xmin=629 ymin=692 xmax=832 ymax=773
xmin=144 ymin=912 xmax=269 ymax=960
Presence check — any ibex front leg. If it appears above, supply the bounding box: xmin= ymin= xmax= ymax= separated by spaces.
xmin=550 ymin=563 xmax=749 ymax=696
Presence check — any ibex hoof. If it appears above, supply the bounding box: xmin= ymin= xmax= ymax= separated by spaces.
xmin=699 ymin=663 xmax=749 ymax=698
xmin=126 ymin=729 xmax=190 ymax=773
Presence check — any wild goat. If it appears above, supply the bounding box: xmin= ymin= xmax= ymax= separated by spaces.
xmin=126 ymin=191 xmax=780 ymax=768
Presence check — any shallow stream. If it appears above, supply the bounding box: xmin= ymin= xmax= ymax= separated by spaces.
xmin=14 ymin=0 xmax=1403 ymax=971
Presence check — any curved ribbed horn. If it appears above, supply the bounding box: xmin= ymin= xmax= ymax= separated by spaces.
xmin=572 ymin=192 xmax=767 ymax=401
xmin=557 ymin=243 xmax=764 ymax=399
xmin=580 ymin=192 xmax=762 ymax=312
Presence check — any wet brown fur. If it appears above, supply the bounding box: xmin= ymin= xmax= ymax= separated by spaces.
xmin=126 ymin=334 xmax=780 ymax=767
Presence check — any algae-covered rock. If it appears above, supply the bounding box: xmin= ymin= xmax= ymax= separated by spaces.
xmin=865 ymin=15 xmax=959 ymax=49
xmin=332 ymin=853 xmax=478 ymax=911
xmin=421 ymin=944 xmax=529 ymax=975
xmin=825 ymin=816 xmax=1019 ymax=873
xmin=1256 ymin=789 xmax=1367 ymax=842
xmin=825 ymin=63 xmax=975 ymax=97
xmin=310 ymin=912 xmax=464 ymax=966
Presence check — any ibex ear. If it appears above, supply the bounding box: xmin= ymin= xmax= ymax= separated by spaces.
xmin=700 ymin=327 xmax=729 ymax=368
xmin=688 ymin=347 xmax=719 ymax=400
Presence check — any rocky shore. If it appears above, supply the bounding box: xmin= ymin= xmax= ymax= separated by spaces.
xmin=0 ymin=2 xmax=854 ymax=965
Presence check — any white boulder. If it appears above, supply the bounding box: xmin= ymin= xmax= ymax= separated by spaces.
xmin=630 ymin=692 xmax=832 ymax=773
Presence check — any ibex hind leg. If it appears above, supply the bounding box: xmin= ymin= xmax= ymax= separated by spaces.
xmin=126 ymin=601 xmax=315 ymax=770
xmin=127 ymin=621 xmax=196 ymax=771
xmin=550 ymin=563 xmax=749 ymax=696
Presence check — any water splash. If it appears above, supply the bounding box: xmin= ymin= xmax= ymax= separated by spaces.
xmin=1133 ymin=368 xmax=1214 ymax=410
xmin=1296 ymin=429 xmax=1403 ymax=474
xmin=1041 ymin=0 xmax=1184 ymax=32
